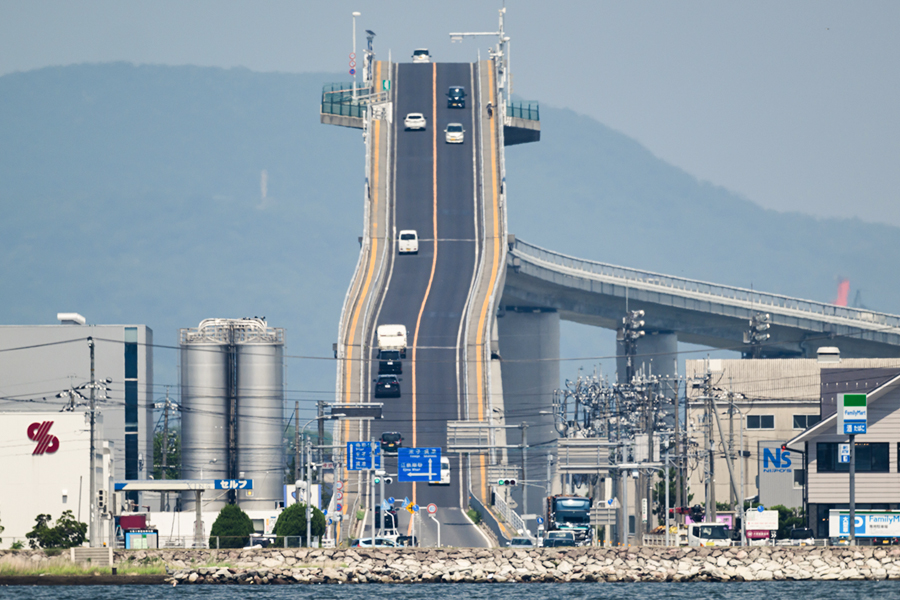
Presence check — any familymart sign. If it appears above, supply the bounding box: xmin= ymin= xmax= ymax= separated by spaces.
xmin=838 ymin=393 xmax=867 ymax=435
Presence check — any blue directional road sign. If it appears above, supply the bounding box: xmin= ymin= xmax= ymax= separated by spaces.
xmin=215 ymin=479 xmax=253 ymax=490
xmin=347 ymin=441 xmax=382 ymax=471
xmin=398 ymin=447 xmax=441 ymax=482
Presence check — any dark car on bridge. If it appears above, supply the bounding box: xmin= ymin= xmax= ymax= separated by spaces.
xmin=380 ymin=431 xmax=403 ymax=453
xmin=374 ymin=374 xmax=401 ymax=398
xmin=378 ymin=350 xmax=402 ymax=374
xmin=447 ymin=86 xmax=466 ymax=108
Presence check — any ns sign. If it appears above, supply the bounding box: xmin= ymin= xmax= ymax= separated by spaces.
xmin=762 ymin=447 xmax=792 ymax=473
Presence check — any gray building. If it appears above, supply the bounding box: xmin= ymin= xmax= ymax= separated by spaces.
xmin=0 ymin=313 xmax=154 ymax=486
xmin=787 ymin=368 xmax=900 ymax=539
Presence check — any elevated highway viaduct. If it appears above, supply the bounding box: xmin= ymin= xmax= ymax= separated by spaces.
xmin=325 ymin=58 xmax=900 ymax=546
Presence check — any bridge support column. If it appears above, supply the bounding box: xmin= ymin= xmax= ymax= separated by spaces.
xmin=497 ymin=307 xmax=559 ymax=532
xmin=616 ymin=330 xmax=678 ymax=382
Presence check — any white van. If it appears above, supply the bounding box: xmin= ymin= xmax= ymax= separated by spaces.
xmin=430 ymin=456 xmax=450 ymax=486
xmin=398 ymin=230 xmax=418 ymax=254
xmin=688 ymin=523 xmax=732 ymax=547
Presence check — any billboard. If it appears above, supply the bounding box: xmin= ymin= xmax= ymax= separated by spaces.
xmin=758 ymin=441 xmax=802 ymax=508
xmin=829 ymin=510 xmax=900 ymax=538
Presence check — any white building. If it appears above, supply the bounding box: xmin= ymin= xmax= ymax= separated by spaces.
xmin=0 ymin=412 xmax=115 ymax=548
xmin=0 ymin=314 xmax=153 ymax=545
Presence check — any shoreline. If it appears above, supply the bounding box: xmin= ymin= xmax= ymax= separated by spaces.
xmin=3 ymin=546 xmax=900 ymax=585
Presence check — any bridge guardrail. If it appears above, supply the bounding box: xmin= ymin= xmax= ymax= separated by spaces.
xmin=512 ymin=239 xmax=900 ymax=331
xmin=507 ymin=101 xmax=539 ymax=121
xmin=321 ymin=83 xmax=366 ymax=118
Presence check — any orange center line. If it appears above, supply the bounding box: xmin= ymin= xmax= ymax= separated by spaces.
xmin=411 ymin=62 xmax=439 ymax=506
xmin=475 ymin=62 xmax=499 ymax=501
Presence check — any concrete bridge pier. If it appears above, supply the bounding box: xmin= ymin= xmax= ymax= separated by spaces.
xmin=497 ymin=306 xmax=559 ymax=531
xmin=616 ymin=330 xmax=679 ymax=382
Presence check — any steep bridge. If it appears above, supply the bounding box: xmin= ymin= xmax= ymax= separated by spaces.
xmin=322 ymin=44 xmax=900 ymax=547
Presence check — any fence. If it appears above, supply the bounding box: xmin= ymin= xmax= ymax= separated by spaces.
xmin=492 ymin=490 xmax=527 ymax=537
xmin=321 ymin=83 xmax=366 ymax=119
xmin=507 ymin=101 xmax=540 ymax=121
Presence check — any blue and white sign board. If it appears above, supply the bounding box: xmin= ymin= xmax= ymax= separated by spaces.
xmin=216 ymin=479 xmax=253 ymax=490
xmin=347 ymin=441 xmax=382 ymax=471
xmin=398 ymin=447 xmax=441 ymax=482
xmin=838 ymin=393 xmax=867 ymax=435
xmin=839 ymin=443 xmax=851 ymax=464
xmin=830 ymin=510 xmax=900 ymax=538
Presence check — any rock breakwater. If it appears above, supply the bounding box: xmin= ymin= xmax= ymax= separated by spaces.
xmin=147 ymin=545 xmax=900 ymax=584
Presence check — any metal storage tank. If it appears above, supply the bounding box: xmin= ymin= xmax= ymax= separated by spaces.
xmin=179 ymin=318 xmax=284 ymax=511
xmin=179 ymin=320 xmax=231 ymax=510
xmin=236 ymin=327 xmax=284 ymax=510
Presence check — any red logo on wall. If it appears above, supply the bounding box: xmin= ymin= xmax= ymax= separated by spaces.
xmin=28 ymin=421 xmax=60 ymax=455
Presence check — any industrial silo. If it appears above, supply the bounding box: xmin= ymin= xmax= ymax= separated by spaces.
xmin=179 ymin=318 xmax=284 ymax=512
xmin=180 ymin=321 xmax=230 ymax=510
xmin=235 ymin=326 xmax=284 ymax=510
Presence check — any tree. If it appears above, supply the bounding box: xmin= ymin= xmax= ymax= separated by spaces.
xmin=273 ymin=503 xmax=326 ymax=547
xmin=769 ymin=504 xmax=805 ymax=539
xmin=25 ymin=510 xmax=87 ymax=549
xmin=652 ymin=469 xmax=693 ymax=525
xmin=208 ymin=504 xmax=255 ymax=549
xmin=153 ymin=429 xmax=181 ymax=480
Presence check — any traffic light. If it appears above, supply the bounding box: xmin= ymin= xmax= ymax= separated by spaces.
xmin=497 ymin=479 xmax=518 ymax=486
xmin=97 ymin=489 xmax=107 ymax=512
xmin=743 ymin=313 xmax=771 ymax=358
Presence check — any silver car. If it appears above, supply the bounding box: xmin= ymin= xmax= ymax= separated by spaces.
xmin=412 ymin=49 xmax=431 ymax=63
xmin=444 ymin=123 xmax=465 ymax=144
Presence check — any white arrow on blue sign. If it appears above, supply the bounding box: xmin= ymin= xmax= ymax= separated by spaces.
xmin=398 ymin=447 xmax=441 ymax=482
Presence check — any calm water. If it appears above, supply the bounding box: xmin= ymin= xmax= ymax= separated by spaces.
xmin=2 ymin=582 xmax=899 ymax=600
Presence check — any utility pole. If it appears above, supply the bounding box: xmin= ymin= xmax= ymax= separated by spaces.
xmin=306 ymin=437 xmax=313 ymax=546
xmin=704 ymin=365 xmax=717 ymax=522
xmin=162 ymin=386 xmax=170 ymax=511
xmin=294 ymin=402 xmax=301 ymax=486
xmin=728 ymin=385 xmax=735 ymax=509
xmin=88 ymin=336 xmax=97 ymax=548
xmin=521 ymin=422 xmax=528 ymax=518
xmin=317 ymin=401 xmax=325 ymax=469
xmin=674 ymin=378 xmax=683 ymax=525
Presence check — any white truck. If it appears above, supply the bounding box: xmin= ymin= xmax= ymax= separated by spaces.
xmin=377 ymin=324 xmax=407 ymax=359
xmin=688 ymin=522 xmax=733 ymax=547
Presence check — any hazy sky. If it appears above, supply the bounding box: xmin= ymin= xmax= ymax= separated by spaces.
xmin=3 ymin=0 xmax=898 ymax=226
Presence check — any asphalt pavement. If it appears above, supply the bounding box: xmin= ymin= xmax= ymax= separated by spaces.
xmin=368 ymin=61 xmax=486 ymax=548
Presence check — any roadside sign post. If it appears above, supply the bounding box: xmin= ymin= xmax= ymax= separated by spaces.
xmin=839 ymin=393 xmax=867 ymax=545
xmin=427 ymin=504 xmax=439 ymax=547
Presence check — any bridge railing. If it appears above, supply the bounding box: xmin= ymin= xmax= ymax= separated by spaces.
xmin=512 ymin=239 xmax=900 ymax=329
xmin=507 ymin=101 xmax=540 ymax=121
xmin=321 ymin=82 xmax=366 ymax=118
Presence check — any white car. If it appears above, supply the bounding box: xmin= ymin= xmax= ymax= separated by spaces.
xmin=398 ymin=230 xmax=418 ymax=254
xmin=429 ymin=456 xmax=450 ymax=485
xmin=412 ymin=48 xmax=431 ymax=63
xmin=404 ymin=113 xmax=427 ymax=131
xmin=444 ymin=123 xmax=465 ymax=144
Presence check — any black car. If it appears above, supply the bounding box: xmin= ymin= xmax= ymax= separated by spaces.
xmin=447 ymin=86 xmax=466 ymax=108
xmin=374 ymin=374 xmax=401 ymax=398
xmin=378 ymin=350 xmax=402 ymax=374
xmin=380 ymin=431 xmax=403 ymax=453
xmin=543 ymin=537 xmax=576 ymax=548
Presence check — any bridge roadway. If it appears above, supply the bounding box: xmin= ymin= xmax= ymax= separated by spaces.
xmin=367 ymin=61 xmax=487 ymax=547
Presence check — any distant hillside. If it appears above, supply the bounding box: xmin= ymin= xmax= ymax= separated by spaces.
xmin=2 ymin=63 xmax=896 ymax=403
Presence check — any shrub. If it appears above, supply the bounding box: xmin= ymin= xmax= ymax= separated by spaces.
xmin=273 ymin=503 xmax=326 ymax=547
xmin=208 ymin=504 xmax=255 ymax=549
xmin=467 ymin=508 xmax=482 ymax=525
xmin=25 ymin=510 xmax=87 ymax=549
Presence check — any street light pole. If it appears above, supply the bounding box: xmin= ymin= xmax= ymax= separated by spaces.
xmin=352 ymin=11 xmax=361 ymax=101
xmin=306 ymin=437 xmax=313 ymax=546
xmin=88 ymin=336 xmax=96 ymax=547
